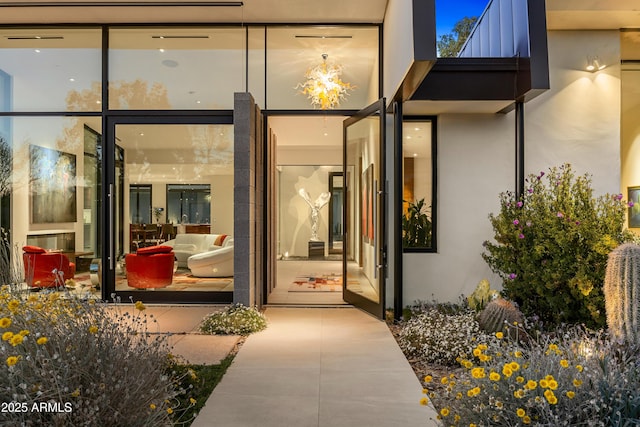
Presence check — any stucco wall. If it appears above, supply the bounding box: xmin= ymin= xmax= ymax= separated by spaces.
xmin=402 ymin=30 xmax=622 ymax=305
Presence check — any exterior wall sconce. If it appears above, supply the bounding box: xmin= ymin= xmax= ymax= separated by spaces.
xmin=586 ymin=56 xmax=605 ymax=72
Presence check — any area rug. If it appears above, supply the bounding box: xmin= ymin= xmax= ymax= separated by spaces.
xmin=288 ymin=274 xmax=364 ymax=293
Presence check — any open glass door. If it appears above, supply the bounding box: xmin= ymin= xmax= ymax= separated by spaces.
xmin=343 ymin=99 xmax=386 ymax=318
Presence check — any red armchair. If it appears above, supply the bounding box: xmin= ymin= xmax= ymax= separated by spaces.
xmin=125 ymin=245 xmax=175 ymax=289
xmin=23 ymin=245 xmax=76 ymax=288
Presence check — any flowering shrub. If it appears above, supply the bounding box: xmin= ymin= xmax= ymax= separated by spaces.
xmin=398 ymin=307 xmax=491 ymax=366
xmin=0 ymin=288 xmax=193 ymax=426
xmin=483 ymin=164 xmax=633 ymax=328
xmin=422 ymin=326 xmax=640 ymax=426
xmin=200 ymin=303 xmax=267 ymax=336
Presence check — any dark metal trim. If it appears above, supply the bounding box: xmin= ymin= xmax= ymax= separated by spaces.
xmin=0 ymin=2 xmax=244 ymax=7
xmin=515 ymin=101 xmax=525 ymax=199
xmin=393 ymin=101 xmax=403 ymax=321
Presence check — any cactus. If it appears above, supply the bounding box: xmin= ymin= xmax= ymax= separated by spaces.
xmin=467 ymin=279 xmax=499 ymax=311
xmin=604 ymin=243 xmax=640 ymax=345
xmin=477 ymin=298 xmax=524 ymax=336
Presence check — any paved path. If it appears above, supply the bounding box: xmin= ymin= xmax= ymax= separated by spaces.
xmin=192 ymin=307 xmax=438 ymax=427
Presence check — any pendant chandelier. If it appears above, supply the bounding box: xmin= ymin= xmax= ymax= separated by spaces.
xmin=297 ymin=53 xmax=355 ymax=110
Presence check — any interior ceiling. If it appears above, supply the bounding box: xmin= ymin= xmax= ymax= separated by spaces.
xmin=0 ymin=0 xmax=389 ymax=24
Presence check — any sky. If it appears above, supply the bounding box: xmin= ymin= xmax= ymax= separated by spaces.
xmin=436 ymin=0 xmax=489 ymax=38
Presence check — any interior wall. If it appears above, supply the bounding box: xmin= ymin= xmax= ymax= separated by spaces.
xmin=402 ymin=30 xmax=623 ymax=305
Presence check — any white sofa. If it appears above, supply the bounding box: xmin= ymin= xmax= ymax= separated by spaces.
xmin=188 ymin=245 xmax=234 ymax=277
xmin=163 ymin=234 xmax=232 ymax=268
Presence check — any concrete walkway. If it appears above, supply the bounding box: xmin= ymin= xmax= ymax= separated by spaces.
xmin=192 ymin=307 xmax=438 ymax=427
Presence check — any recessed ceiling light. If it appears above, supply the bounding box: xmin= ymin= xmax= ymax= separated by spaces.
xmin=139 ymin=133 xmax=144 ymax=136
xmin=34 ymin=49 xmax=40 ymax=53
xmin=324 ymin=132 xmax=328 ymax=136
xmin=406 ymin=136 xmax=411 ymax=140
xmin=68 ymin=77 xmax=75 ymax=82
xmin=196 ymin=100 xmax=201 ymax=104
xmin=413 ymin=153 xmax=418 ymax=157
xmin=96 ymin=100 xmax=101 ymax=104
xmin=159 ymin=48 xmax=165 ymax=53
xmin=414 ymin=127 xmax=420 ymax=131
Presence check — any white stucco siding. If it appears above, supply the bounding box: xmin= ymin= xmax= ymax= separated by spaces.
xmin=401 ymin=30 xmax=622 ymax=305
xmin=526 ymin=30 xmax=621 ymax=195
xmin=403 ymin=114 xmax=512 ymax=304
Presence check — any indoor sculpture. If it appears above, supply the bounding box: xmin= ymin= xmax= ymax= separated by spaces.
xmin=298 ymin=188 xmax=331 ymax=241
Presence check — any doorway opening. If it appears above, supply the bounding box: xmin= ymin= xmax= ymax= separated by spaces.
xmin=266 ymin=115 xmax=348 ymax=306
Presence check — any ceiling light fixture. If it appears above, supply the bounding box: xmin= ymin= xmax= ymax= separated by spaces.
xmin=297 ymin=53 xmax=355 ymax=110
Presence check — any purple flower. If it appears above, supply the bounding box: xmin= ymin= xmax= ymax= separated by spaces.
xmin=575 ymin=221 xmax=581 ymax=225
xmin=557 ymin=212 xmax=564 ymax=218
xmin=629 ymin=201 xmax=635 ymax=208
xmin=615 ymin=194 xmax=624 ymax=201
xmin=516 ymin=201 xmax=523 ymax=208
xmin=526 ymin=221 xmax=532 ymax=227
xmin=508 ymin=273 xmax=517 ymax=280
xmin=527 ymin=188 xmax=534 ymax=194
xmin=513 ymin=219 xmax=520 ymax=226
xmin=518 ymin=233 xmax=525 ymax=239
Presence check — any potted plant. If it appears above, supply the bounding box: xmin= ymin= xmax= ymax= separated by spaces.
xmin=402 ymin=198 xmax=432 ymax=248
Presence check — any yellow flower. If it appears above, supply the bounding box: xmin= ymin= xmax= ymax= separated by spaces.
xmin=471 ymin=367 xmax=485 ymax=379
xmin=189 ymin=397 xmax=196 ymax=405
xmin=6 ymin=356 xmax=19 ymax=366
xmin=419 ymin=397 xmax=428 ymax=406
xmin=470 ymin=424 xmax=477 ymax=427
xmin=513 ymin=389 xmax=525 ymax=399
xmin=2 ymin=331 xmax=13 ymax=341
xmin=573 ymin=378 xmax=583 ymax=387
xmin=495 ymin=332 xmax=504 ymax=339
xmin=134 ymin=301 xmax=146 ymax=311
xmin=514 ymin=350 xmax=523 ymax=358
xmin=516 ymin=408 xmax=526 ymax=418
xmin=560 ymin=359 xmax=569 ymax=368
xmin=454 ymin=414 xmax=461 ymax=423
xmin=478 ymin=344 xmax=488 ymax=351
xmin=516 ymin=376 xmax=525 ymax=383
xmin=523 ymin=415 xmax=531 ymax=424
xmin=0 ymin=317 xmax=11 ymax=328
xmin=421 ymin=388 xmax=428 ymax=395
xmin=440 ymin=408 xmax=449 ymax=417
xmin=88 ymin=326 xmax=98 ymax=334
xmin=7 ymin=299 xmax=19 ymax=311
xmin=36 ymin=337 xmax=48 ymax=345
xmin=456 ymin=392 xmax=463 ymax=400
xmin=502 ymin=365 xmax=513 ymax=377
xmin=424 ymin=375 xmax=433 ymax=383
xmin=576 ymin=364 xmax=584 ymax=372
xmin=509 ymin=361 xmax=520 ymax=371
xmin=525 ymin=380 xmax=537 ymax=390
xmin=18 ymin=330 xmax=29 ymax=336
xmin=548 ymin=380 xmax=558 ymax=390
xmin=472 ymin=348 xmax=482 ymax=357
xmin=539 ymin=379 xmax=549 ymax=389
xmin=489 ymin=372 xmax=501 ymax=381
xmin=440 ymin=376 xmax=448 ymax=385
xmin=544 ymin=389 xmax=557 ymax=404
xmin=10 ymin=334 xmax=23 ymax=346
xmin=71 ymin=389 xmax=80 ymax=397
xmin=166 ymin=408 xmax=173 ymax=415
xmin=150 ymin=403 xmax=156 ymax=410
xmin=566 ymin=391 xmax=576 ymax=399
xmin=495 ymin=401 xmax=504 ymax=409
xmin=479 ymin=354 xmax=491 ymax=362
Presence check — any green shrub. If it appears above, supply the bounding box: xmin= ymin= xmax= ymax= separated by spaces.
xmin=0 ymin=289 xmax=188 ymax=426
xmin=483 ymin=164 xmax=632 ymax=328
xmin=200 ymin=304 xmax=267 ymax=336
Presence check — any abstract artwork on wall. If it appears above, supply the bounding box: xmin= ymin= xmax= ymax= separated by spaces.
xmin=30 ymin=145 xmax=77 ymax=224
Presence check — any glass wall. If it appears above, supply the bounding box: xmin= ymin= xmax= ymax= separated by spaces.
xmin=1 ymin=116 xmax=102 ymax=291
xmin=109 ymin=27 xmax=245 ymax=110
xmin=117 ymin=123 xmax=234 ymax=292
xmin=0 ymin=28 xmax=102 ymax=112
xmin=266 ymin=26 xmax=379 ymax=110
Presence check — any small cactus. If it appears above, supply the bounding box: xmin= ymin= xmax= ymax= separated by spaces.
xmin=604 ymin=243 xmax=640 ymax=345
xmin=477 ymin=298 xmax=524 ymax=336
xmin=467 ymin=279 xmax=499 ymax=311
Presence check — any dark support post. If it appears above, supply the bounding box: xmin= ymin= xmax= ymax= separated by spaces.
xmin=515 ymin=101 xmax=525 ymax=199
xmin=393 ymin=101 xmax=403 ymax=321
